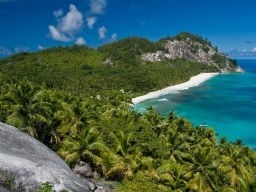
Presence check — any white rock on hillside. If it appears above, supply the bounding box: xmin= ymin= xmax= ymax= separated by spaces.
xmin=141 ymin=38 xmax=241 ymax=72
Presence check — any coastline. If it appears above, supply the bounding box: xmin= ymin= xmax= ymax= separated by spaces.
xmin=132 ymin=73 xmax=219 ymax=105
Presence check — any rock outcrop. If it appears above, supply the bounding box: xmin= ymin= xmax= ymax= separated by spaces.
xmin=73 ymin=161 xmax=93 ymax=178
xmin=142 ymin=37 xmax=242 ymax=72
xmin=0 ymin=122 xmax=110 ymax=192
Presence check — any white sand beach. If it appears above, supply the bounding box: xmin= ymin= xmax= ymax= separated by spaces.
xmin=132 ymin=73 xmax=219 ymax=105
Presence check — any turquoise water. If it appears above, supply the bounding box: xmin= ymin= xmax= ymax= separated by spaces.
xmin=134 ymin=60 xmax=256 ymax=148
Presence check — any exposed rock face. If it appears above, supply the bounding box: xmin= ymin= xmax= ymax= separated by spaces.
xmin=141 ymin=51 xmax=169 ymax=62
xmin=235 ymin=66 xmax=245 ymax=73
xmin=142 ymin=38 xmax=241 ymax=72
xmin=0 ymin=122 xmax=109 ymax=192
xmin=164 ymin=40 xmax=216 ymax=64
xmin=102 ymin=58 xmax=113 ymax=66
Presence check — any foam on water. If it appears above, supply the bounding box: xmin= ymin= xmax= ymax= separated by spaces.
xmin=157 ymin=98 xmax=169 ymax=102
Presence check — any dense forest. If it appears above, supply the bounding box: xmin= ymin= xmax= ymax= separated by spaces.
xmin=0 ymin=33 xmax=255 ymax=191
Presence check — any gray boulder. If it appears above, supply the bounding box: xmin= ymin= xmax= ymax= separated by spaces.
xmin=73 ymin=162 xmax=93 ymax=178
xmin=0 ymin=122 xmax=108 ymax=192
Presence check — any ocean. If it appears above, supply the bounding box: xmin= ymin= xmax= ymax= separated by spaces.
xmin=134 ymin=59 xmax=256 ymax=148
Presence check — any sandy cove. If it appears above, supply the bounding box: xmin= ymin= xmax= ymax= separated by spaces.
xmin=132 ymin=73 xmax=219 ymax=105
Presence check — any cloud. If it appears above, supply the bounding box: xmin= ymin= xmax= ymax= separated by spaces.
xmin=76 ymin=37 xmax=86 ymax=45
xmin=110 ymin=33 xmax=117 ymax=42
xmin=228 ymin=48 xmax=256 ymax=58
xmin=0 ymin=47 xmax=12 ymax=56
xmin=245 ymin=41 xmax=254 ymax=44
xmin=14 ymin=46 xmax=30 ymax=53
xmin=48 ymin=25 xmax=70 ymax=42
xmin=90 ymin=0 xmax=107 ymax=14
xmin=59 ymin=5 xmax=83 ymax=35
xmin=38 ymin=45 xmax=46 ymax=50
xmin=49 ymin=4 xmax=84 ymax=42
xmin=98 ymin=26 xmax=107 ymax=39
xmin=53 ymin=9 xmax=63 ymax=18
xmin=87 ymin=17 xmax=97 ymax=29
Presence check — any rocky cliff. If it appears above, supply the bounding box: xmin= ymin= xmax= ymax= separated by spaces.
xmin=141 ymin=33 xmax=243 ymax=72
xmin=0 ymin=122 xmax=109 ymax=192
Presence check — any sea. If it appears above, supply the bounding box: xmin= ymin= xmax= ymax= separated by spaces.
xmin=134 ymin=59 xmax=256 ymax=148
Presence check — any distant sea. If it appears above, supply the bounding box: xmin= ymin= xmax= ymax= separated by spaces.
xmin=134 ymin=59 xmax=256 ymax=148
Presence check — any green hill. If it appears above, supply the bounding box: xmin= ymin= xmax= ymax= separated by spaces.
xmin=0 ymin=33 xmax=253 ymax=192
xmin=0 ymin=33 xmax=233 ymax=98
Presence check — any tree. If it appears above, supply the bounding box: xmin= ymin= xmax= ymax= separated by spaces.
xmin=0 ymin=81 xmax=52 ymax=139
xmin=58 ymin=127 xmax=104 ymax=167
xmin=55 ymin=100 xmax=89 ymax=136
xmin=219 ymin=145 xmax=253 ymax=190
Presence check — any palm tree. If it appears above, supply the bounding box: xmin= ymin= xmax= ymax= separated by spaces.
xmin=108 ymin=130 xmax=141 ymax=180
xmin=143 ymin=106 xmax=165 ymax=127
xmin=185 ymin=147 xmax=219 ymax=191
xmin=157 ymin=159 xmax=188 ymax=190
xmin=0 ymin=81 xmax=52 ymax=139
xmin=194 ymin=127 xmax=217 ymax=146
xmin=111 ymin=130 xmax=134 ymax=156
xmin=159 ymin=123 xmax=192 ymax=162
xmin=99 ymin=149 xmax=127 ymax=180
xmin=219 ymin=144 xmax=253 ymax=190
xmin=58 ymin=127 xmax=105 ymax=167
xmin=55 ymin=100 xmax=89 ymax=136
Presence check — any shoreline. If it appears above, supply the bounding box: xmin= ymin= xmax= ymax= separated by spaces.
xmin=132 ymin=73 xmax=219 ymax=105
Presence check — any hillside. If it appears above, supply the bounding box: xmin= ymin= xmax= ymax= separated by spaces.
xmin=0 ymin=33 xmax=241 ymax=99
xmin=0 ymin=33 xmax=254 ymax=192
xmin=99 ymin=32 xmax=241 ymax=72
xmin=144 ymin=32 xmax=240 ymax=72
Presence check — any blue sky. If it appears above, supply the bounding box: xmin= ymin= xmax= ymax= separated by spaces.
xmin=0 ymin=0 xmax=256 ymax=58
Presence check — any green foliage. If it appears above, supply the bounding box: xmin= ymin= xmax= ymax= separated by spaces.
xmin=37 ymin=182 xmax=68 ymax=192
xmin=0 ymin=34 xmax=251 ymax=191
xmin=37 ymin=182 xmax=54 ymax=192
xmin=202 ymin=45 xmax=210 ymax=53
xmin=98 ymin=37 xmax=167 ymax=65
xmin=229 ymin=58 xmax=238 ymax=67
xmin=3 ymin=177 xmax=15 ymax=191
xmin=116 ymin=173 xmax=169 ymax=192
xmin=0 ymin=43 xmax=217 ymax=98
xmin=212 ymin=53 xmax=226 ymax=68
xmin=0 ymin=174 xmax=26 ymax=192
xmin=0 ymin=79 xmax=256 ymax=191
xmin=159 ymin=32 xmax=212 ymax=47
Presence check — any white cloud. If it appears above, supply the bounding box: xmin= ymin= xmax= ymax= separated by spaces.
xmin=98 ymin=26 xmax=107 ymax=39
xmin=49 ymin=25 xmax=70 ymax=42
xmin=0 ymin=47 xmax=12 ymax=56
xmin=228 ymin=48 xmax=256 ymax=58
xmin=14 ymin=46 xmax=30 ymax=53
xmin=76 ymin=37 xmax=86 ymax=45
xmin=87 ymin=17 xmax=97 ymax=29
xmin=59 ymin=5 xmax=83 ymax=35
xmin=53 ymin=9 xmax=63 ymax=18
xmin=90 ymin=0 xmax=107 ymax=14
xmin=49 ymin=4 xmax=84 ymax=42
xmin=38 ymin=45 xmax=45 ymax=50
xmin=110 ymin=33 xmax=117 ymax=42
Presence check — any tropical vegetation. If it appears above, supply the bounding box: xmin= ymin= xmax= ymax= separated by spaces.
xmin=0 ymin=33 xmax=254 ymax=191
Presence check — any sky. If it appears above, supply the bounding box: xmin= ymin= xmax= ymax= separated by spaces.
xmin=0 ymin=0 xmax=256 ymax=58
